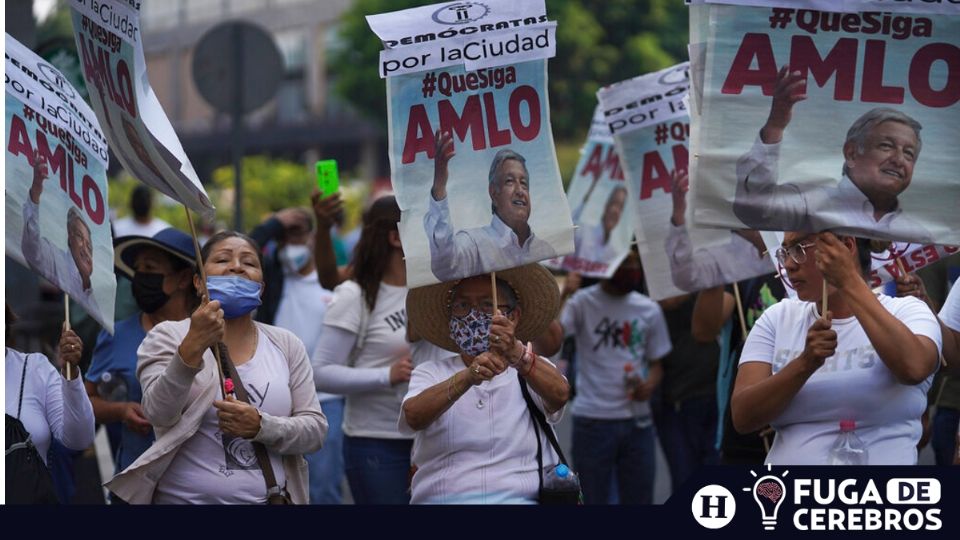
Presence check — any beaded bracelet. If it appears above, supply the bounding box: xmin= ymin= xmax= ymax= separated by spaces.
xmin=524 ymin=354 xmax=537 ymax=377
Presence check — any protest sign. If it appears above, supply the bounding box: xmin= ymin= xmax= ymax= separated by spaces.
xmin=868 ymin=243 xmax=960 ymax=287
xmin=545 ymin=105 xmax=632 ymax=278
xmin=692 ymin=0 xmax=959 ymax=245
xmin=69 ymin=0 xmax=213 ymax=218
xmin=370 ymin=0 xmax=573 ymax=287
xmin=599 ymin=62 xmax=775 ymax=301
xmin=702 ymin=0 xmax=960 ymax=16
xmin=5 ymin=33 xmax=116 ymax=332
xmin=367 ymin=0 xmax=557 ymax=78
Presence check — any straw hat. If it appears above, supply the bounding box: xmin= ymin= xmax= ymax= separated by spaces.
xmin=407 ymin=264 xmax=561 ymax=353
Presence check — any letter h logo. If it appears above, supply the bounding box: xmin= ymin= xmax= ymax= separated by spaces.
xmin=692 ymin=485 xmax=736 ymax=529
xmin=700 ymin=494 xmax=728 ymax=519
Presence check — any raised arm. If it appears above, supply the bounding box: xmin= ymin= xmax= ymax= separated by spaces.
xmin=692 ymin=286 xmax=736 ymax=343
xmin=248 ymin=213 xmax=286 ymax=250
xmin=570 ymin=174 xmax=602 ymax=225
xmin=139 ymin=302 xmax=224 ymax=428
xmin=431 ymin=130 xmax=455 ymax=202
xmin=733 ymin=66 xmax=810 ymax=230
xmin=665 ymin=169 xmax=724 ymax=291
xmin=759 ymin=65 xmax=807 ymax=145
xmin=21 ymin=152 xmax=55 ymax=269
xmin=424 ymin=193 xmax=481 ymax=282
xmin=311 ymin=190 xmax=348 ymax=289
xmin=817 ymin=233 xmax=939 ymax=385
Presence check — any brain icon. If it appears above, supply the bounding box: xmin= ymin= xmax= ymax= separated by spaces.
xmin=757 ymin=481 xmax=782 ymax=503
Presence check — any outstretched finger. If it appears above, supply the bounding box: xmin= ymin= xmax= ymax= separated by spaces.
xmin=775 ymin=65 xmax=804 ymax=84
xmin=777 ymin=64 xmax=789 ymax=80
xmin=784 ymin=79 xmax=807 ymax=102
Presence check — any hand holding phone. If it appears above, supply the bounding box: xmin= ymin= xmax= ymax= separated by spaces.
xmin=316 ymin=160 xmax=340 ymax=196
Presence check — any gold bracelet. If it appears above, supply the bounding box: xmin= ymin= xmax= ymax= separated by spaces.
xmin=447 ymin=371 xmax=461 ymax=403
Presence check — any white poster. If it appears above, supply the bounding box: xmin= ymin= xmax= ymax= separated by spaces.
xmin=599 ymin=63 xmax=775 ymax=301
xmin=70 ymin=0 xmax=214 ymax=218
xmin=371 ymin=0 xmax=574 ymax=287
xmin=703 ymin=0 xmax=960 ymax=16
xmin=5 ymin=33 xmax=116 ymax=332
xmin=545 ymin=105 xmax=632 ymax=278
xmin=692 ymin=0 xmax=960 ymax=244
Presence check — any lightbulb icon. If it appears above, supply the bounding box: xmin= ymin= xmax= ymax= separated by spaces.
xmin=752 ymin=475 xmax=785 ymax=530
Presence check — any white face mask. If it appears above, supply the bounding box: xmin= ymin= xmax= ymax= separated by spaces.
xmin=278 ymin=244 xmax=311 ymax=274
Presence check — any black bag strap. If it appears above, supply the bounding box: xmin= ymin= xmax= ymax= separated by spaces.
xmin=518 ymin=373 xmax=568 ymax=465
xmin=518 ymin=372 xmax=569 ymax=494
xmin=217 ymin=342 xmax=287 ymax=501
xmin=17 ymin=352 xmax=29 ymax=419
xmin=522 ymin=377 xmax=546 ymax=492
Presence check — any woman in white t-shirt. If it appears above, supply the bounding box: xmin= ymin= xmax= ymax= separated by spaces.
xmin=313 ymin=196 xmax=415 ymax=504
xmin=732 ymin=232 xmax=941 ymax=465
xmin=105 ymin=231 xmax=327 ymax=504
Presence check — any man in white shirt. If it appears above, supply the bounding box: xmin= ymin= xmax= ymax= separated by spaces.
xmin=561 ymin=249 xmax=672 ymax=503
xmin=425 ymin=131 xmax=556 ymax=281
xmin=113 ymin=184 xmax=171 ymax=238
xmin=22 ymin=153 xmax=99 ymax=315
xmin=733 ymin=66 xmax=931 ymax=243
xmin=667 ymin=169 xmax=773 ymax=291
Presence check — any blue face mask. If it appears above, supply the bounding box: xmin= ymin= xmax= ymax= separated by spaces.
xmin=207 ymin=275 xmax=263 ymax=319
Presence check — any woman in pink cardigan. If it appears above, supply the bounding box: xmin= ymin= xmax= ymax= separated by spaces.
xmin=107 ymin=231 xmax=327 ymax=504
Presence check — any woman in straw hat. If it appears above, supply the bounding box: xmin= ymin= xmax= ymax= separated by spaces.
xmin=400 ymin=264 xmax=570 ymax=504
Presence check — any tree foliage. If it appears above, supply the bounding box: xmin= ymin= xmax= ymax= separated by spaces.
xmin=329 ymin=0 xmax=689 ymax=142
xmin=111 ymin=156 xmax=369 ymax=234
xmin=209 ymin=156 xmax=369 ymax=233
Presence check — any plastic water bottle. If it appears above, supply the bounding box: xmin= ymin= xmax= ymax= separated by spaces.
xmin=623 ymin=363 xmax=641 ymax=394
xmin=827 ymin=420 xmax=868 ymax=465
xmin=97 ymin=372 xmax=128 ymax=402
xmin=543 ymin=464 xmax=580 ymax=491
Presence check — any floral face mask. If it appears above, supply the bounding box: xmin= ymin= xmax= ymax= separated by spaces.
xmin=449 ymin=308 xmax=493 ymax=357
